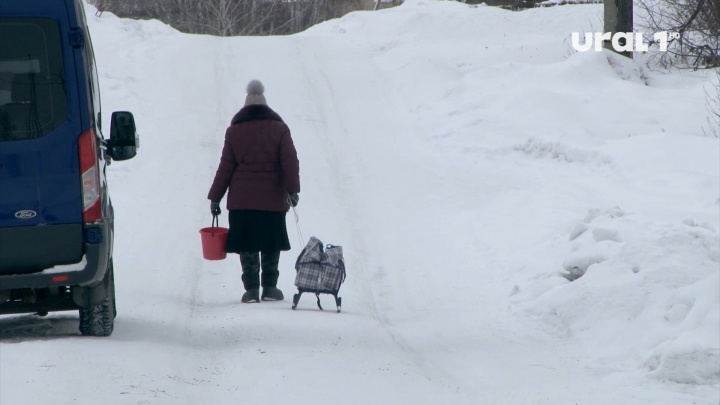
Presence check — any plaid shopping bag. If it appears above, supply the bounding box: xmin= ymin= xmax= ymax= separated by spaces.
xmin=293 ymin=237 xmax=346 ymax=312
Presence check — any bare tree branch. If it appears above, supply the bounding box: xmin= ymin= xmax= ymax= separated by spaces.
xmin=102 ymin=0 xmax=401 ymax=37
xmin=638 ymin=0 xmax=719 ymax=69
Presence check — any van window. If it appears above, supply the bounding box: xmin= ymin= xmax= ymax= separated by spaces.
xmin=0 ymin=18 xmax=67 ymax=142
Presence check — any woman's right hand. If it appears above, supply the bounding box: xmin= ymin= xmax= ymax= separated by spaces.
xmin=288 ymin=193 xmax=299 ymax=207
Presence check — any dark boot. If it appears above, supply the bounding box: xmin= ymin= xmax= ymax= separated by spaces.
xmin=261 ymin=287 xmax=284 ymax=301
xmin=260 ymin=251 xmax=283 ymax=301
xmin=241 ymin=289 xmax=260 ymax=303
xmin=239 ymin=252 xmax=260 ymax=303
xmin=260 ymin=250 xmax=280 ymax=290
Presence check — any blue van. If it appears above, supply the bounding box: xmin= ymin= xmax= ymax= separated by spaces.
xmin=0 ymin=0 xmax=138 ymax=336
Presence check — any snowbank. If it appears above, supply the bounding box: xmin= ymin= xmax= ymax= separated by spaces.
xmin=0 ymin=1 xmax=717 ymax=404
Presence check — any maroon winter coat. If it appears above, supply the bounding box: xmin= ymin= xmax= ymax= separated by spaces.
xmin=208 ymin=105 xmax=300 ymax=212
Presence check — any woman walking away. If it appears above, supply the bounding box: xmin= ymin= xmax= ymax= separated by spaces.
xmin=208 ymin=79 xmax=300 ymax=303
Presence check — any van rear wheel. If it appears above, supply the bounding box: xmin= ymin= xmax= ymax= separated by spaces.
xmin=78 ymin=262 xmax=115 ymax=336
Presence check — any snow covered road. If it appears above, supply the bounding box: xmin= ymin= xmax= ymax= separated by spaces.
xmin=1 ymin=2 xmax=718 ymax=404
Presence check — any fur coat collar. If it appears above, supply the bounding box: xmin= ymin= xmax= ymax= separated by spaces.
xmin=231 ymin=105 xmax=284 ymax=125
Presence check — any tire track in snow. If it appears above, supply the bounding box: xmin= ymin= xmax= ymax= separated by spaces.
xmin=292 ymin=43 xmax=383 ymax=322
xmin=186 ymin=39 xmax=234 ymax=323
xmin=179 ymin=38 xmax=254 ymax=350
xmin=291 ymin=38 xmax=475 ymax=401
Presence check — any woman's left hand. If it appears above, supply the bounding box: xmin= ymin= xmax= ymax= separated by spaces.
xmin=210 ymin=201 xmax=221 ymax=216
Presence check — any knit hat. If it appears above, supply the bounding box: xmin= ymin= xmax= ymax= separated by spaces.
xmin=244 ymin=79 xmax=267 ymax=106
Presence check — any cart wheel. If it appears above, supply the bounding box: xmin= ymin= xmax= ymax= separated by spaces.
xmin=336 ymin=296 xmax=342 ymax=313
xmin=292 ymin=293 xmax=299 ymax=310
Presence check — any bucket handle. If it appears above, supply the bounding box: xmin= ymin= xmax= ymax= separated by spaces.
xmin=211 ymin=214 xmax=220 ymax=236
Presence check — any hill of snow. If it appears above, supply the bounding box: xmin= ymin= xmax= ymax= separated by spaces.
xmin=1 ymin=1 xmax=718 ymax=404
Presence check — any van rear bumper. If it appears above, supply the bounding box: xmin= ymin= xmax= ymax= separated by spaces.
xmin=0 ymin=223 xmax=110 ymax=290
xmin=0 ymin=223 xmax=83 ymax=273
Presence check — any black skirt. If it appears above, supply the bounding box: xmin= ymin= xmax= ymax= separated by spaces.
xmin=226 ymin=210 xmax=291 ymax=253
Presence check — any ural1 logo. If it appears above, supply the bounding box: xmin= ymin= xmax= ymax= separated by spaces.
xmin=572 ymin=31 xmax=679 ymax=53
xmin=15 ymin=210 xmax=37 ymax=219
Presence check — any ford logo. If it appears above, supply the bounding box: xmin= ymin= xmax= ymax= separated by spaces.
xmin=15 ymin=210 xmax=37 ymax=219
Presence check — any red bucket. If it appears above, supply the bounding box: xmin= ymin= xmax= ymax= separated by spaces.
xmin=199 ymin=226 xmax=229 ymax=260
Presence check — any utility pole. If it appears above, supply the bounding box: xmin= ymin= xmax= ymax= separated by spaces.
xmin=604 ymin=0 xmax=633 ymax=58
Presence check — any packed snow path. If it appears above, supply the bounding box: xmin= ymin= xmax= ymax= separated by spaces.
xmin=1 ymin=2 xmax=718 ymax=404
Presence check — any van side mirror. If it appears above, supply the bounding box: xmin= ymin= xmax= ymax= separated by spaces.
xmin=108 ymin=111 xmax=138 ymax=161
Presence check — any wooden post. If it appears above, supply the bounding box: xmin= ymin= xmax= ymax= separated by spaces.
xmin=604 ymin=0 xmax=633 ymax=58
xmin=95 ymin=0 xmax=110 ymax=17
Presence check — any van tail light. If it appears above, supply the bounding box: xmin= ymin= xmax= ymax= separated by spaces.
xmin=78 ymin=128 xmax=101 ymax=223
